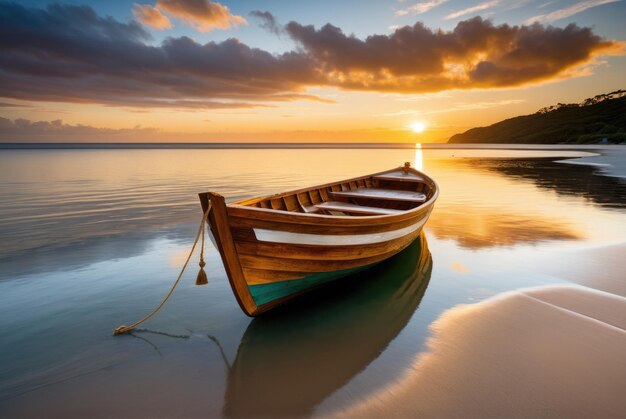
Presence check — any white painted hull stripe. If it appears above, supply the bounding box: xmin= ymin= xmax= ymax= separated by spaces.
xmin=253 ymin=217 xmax=428 ymax=246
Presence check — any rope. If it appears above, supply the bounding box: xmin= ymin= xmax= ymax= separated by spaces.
xmin=113 ymin=202 xmax=212 ymax=335
xmin=197 ymin=211 xmax=208 ymax=283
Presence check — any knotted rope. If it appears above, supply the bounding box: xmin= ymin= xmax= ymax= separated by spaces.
xmin=113 ymin=202 xmax=212 ymax=335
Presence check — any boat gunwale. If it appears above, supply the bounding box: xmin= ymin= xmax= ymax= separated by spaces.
xmin=225 ymin=166 xmax=439 ymax=223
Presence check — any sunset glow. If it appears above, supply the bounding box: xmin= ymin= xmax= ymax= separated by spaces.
xmin=0 ymin=1 xmax=624 ymax=143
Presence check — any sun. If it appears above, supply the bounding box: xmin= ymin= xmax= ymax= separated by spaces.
xmin=410 ymin=121 xmax=427 ymax=133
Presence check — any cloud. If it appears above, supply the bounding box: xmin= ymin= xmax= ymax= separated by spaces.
xmin=379 ymin=99 xmax=525 ymax=116
xmin=0 ymin=117 xmax=160 ymax=141
xmin=132 ymin=3 xmax=172 ymax=30
xmin=250 ymin=10 xmax=280 ymax=35
xmin=445 ymin=1 xmax=499 ymax=20
xmin=155 ymin=0 xmax=246 ymax=32
xmin=0 ymin=102 xmax=30 ymax=108
xmin=395 ymin=0 xmax=449 ymax=16
xmin=0 ymin=3 xmax=621 ymax=109
xmin=285 ymin=17 xmax=620 ymax=92
xmin=0 ymin=3 xmax=321 ymax=108
xmin=423 ymin=99 xmax=525 ymax=114
xmin=526 ymin=0 xmax=621 ymax=23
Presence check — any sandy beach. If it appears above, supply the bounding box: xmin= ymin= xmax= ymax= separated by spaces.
xmin=325 ymin=285 xmax=626 ymax=418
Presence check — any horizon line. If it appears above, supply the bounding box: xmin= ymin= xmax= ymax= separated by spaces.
xmin=0 ymin=142 xmax=618 ymax=150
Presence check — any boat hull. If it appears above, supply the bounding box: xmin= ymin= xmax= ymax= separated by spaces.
xmin=201 ymin=166 xmax=437 ymax=316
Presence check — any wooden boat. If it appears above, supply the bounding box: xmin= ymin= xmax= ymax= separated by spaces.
xmin=223 ymin=234 xmax=432 ymax=416
xmin=199 ymin=162 xmax=438 ymax=316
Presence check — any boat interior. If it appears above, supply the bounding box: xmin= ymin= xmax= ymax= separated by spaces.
xmin=235 ymin=167 xmax=436 ymax=217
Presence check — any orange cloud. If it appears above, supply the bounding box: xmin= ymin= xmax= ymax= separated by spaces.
xmin=286 ymin=17 xmax=621 ymax=93
xmin=155 ymin=0 xmax=246 ymax=32
xmin=132 ymin=3 xmax=172 ymax=30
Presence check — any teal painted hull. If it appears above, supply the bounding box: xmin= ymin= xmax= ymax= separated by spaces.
xmin=248 ymin=264 xmax=376 ymax=307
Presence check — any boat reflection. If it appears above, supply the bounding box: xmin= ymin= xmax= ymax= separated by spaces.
xmin=222 ymin=233 xmax=433 ymax=417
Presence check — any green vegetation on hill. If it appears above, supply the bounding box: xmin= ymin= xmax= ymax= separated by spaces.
xmin=448 ymin=90 xmax=626 ymax=144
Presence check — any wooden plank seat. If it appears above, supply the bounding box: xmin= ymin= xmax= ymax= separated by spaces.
xmin=374 ymin=172 xmax=424 ymax=182
xmin=330 ymin=188 xmax=427 ymax=202
xmin=300 ymin=204 xmax=320 ymax=213
xmin=315 ymin=201 xmax=401 ymax=215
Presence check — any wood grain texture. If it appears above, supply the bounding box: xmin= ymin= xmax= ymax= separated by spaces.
xmin=227 ymin=210 xmax=431 ymax=235
xmin=242 ymin=268 xmax=306 ymax=284
xmin=202 ymin=165 xmax=439 ymax=316
xmin=315 ymin=201 xmax=402 ymax=215
xmin=331 ymin=188 xmax=426 ymax=202
xmin=200 ymin=192 xmax=258 ymax=316
xmin=238 ymin=241 xmax=416 ymax=273
xmin=235 ymin=230 xmax=419 ymax=261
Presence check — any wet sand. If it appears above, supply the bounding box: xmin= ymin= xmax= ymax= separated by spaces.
xmin=557 ymin=147 xmax=626 ymax=178
xmin=537 ymin=244 xmax=626 ymax=298
xmin=326 ymin=285 xmax=626 ymax=418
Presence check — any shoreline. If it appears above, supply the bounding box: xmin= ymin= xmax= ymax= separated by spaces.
xmin=324 ymin=285 xmax=626 ymax=418
xmin=556 ymin=147 xmax=626 ymax=178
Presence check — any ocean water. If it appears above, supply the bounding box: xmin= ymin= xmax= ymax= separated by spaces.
xmin=0 ymin=146 xmax=624 ymax=417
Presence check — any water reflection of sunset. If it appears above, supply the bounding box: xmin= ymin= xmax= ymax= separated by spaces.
xmin=1 ymin=148 xmax=622 ymax=264
xmin=422 ymin=155 xmax=625 ymax=248
xmin=427 ymin=204 xmax=581 ymax=249
xmin=414 ymin=143 xmax=423 ymax=171
xmin=1 ymin=147 xmax=625 ymax=416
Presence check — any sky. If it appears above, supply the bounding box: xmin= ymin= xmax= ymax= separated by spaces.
xmin=0 ymin=0 xmax=624 ymax=143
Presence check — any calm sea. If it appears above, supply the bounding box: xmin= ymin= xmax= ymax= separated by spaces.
xmin=0 ymin=145 xmax=624 ymax=417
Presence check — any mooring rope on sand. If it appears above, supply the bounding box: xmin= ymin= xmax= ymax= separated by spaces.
xmin=113 ymin=203 xmax=212 ymax=335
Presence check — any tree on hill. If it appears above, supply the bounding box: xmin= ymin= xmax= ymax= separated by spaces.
xmin=536 ymin=90 xmax=626 ymax=114
xmin=449 ymin=90 xmax=626 ymax=144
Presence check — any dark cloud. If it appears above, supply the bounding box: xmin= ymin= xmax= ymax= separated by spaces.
xmin=250 ymin=10 xmax=281 ymax=35
xmin=0 ymin=3 xmax=620 ymax=109
xmin=0 ymin=3 xmax=319 ymax=108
